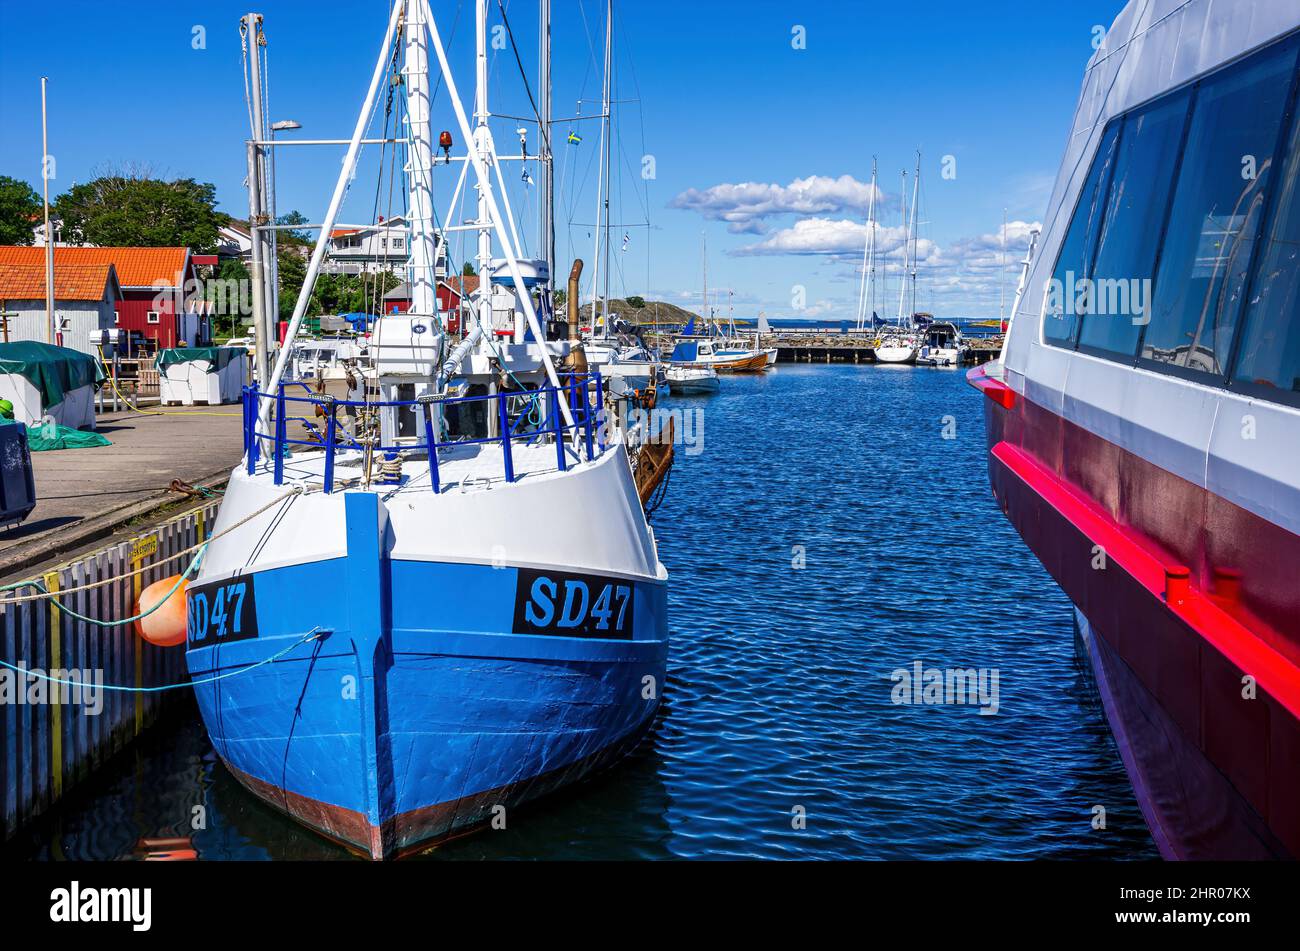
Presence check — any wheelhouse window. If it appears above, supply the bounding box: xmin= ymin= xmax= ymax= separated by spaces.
xmin=1232 ymin=87 xmax=1300 ymax=398
xmin=1138 ymin=41 xmax=1298 ymax=375
xmin=1041 ymin=30 xmax=1300 ymax=406
xmin=1044 ymin=123 xmax=1119 ymax=347
xmin=146 ymin=311 xmax=160 ymax=324
xmin=1076 ymin=91 xmax=1190 ymax=358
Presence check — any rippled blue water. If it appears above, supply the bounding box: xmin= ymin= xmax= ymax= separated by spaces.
xmin=9 ymin=364 xmax=1158 ymax=860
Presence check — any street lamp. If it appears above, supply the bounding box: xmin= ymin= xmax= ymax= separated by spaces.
xmin=266 ymin=120 xmax=302 ymax=343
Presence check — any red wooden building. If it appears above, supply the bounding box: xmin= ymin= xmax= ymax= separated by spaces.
xmin=0 ymin=246 xmax=208 ymax=350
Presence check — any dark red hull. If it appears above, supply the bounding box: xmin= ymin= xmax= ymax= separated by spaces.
xmin=970 ymin=366 xmax=1300 ymax=859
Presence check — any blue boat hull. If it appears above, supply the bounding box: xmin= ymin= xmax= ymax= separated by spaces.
xmin=186 ymin=494 xmax=668 ymax=858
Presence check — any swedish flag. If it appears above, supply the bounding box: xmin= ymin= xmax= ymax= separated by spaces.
xmin=567 ymin=131 xmax=582 ymax=145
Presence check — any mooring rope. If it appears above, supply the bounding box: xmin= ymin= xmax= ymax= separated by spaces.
xmin=0 ymin=628 xmax=327 ymax=693
xmin=0 ymin=486 xmax=304 ymax=605
xmin=2 ymin=545 xmax=206 ymax=626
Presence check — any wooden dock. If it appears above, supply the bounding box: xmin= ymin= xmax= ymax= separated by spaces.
xmin=1 ymin=500 xmax=217 ymax=843
xmin=0 ymin=404 xmax=244 ymax=583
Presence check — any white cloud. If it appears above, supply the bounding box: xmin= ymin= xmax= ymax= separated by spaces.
xmin=734 ymin=217 xmax=941 ymax=266
xmin=668 ymin=175 xmax=886 ymax=232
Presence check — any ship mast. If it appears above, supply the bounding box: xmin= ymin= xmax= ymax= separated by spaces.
xmin=538 ymin=0 xmax=554 ymax=283
xmin=406 ymin=0 xmax=437 ymax=317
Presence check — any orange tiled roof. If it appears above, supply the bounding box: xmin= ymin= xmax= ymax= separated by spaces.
xmin=0 ymin=246 xmax=188 ymax=288
xmin=0 ymin=262 xmax=118 ymax=301
xmin=444 ymin=275 xmax=480 ymax=296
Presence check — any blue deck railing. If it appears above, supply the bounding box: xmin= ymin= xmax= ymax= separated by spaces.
xmin=242 ymin=371 xmax=605 ymax=494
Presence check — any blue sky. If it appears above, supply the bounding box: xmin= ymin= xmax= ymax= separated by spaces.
xmin=0 ymin=0 xmax=1126 ymax=318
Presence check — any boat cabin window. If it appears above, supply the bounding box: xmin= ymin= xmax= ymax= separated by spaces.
xmin=1233 ymin=84 xmax=1300 ymax=398
xmin=1076 ymin=90 xmax=1190 ymax=358
xmin=1139 ymin=41 xmax=1297 ymax=375
xmin=444 ymin=384 xmax=490 ymax=440
xmin=1042 ymin=30 xmax=1300 ymax=407
xmin=1044 ymin=123 xmax=1119 ymax=347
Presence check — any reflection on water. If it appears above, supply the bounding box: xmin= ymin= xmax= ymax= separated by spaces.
xmin=6 ymin=364 xmax=1157 ymax=861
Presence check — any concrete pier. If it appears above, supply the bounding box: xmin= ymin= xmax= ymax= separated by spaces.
xmin=0 ymin=405 xmax=243 ymax=582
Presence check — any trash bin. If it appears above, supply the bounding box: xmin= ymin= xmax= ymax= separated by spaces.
xmin=0 ymin=422 xmax=37 ymax=530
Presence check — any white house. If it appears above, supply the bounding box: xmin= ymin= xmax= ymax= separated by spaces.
xmin=0 ymin=261 xmax=121 ymax=355
xmin=324 ymin=215 xmax=448 ymax=278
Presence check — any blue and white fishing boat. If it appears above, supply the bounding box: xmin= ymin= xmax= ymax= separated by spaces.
xmin=185 ymin=0 xmax=668 ymax=859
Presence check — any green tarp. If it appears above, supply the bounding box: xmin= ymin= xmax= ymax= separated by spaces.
xmin=156 ymin=347 xmax=243 ymax=373
xmin=25 ymin=422 xmax=112 ymax=452
xmin=0 ymin=341 xmax=104 ymax=409
xmin=0 ymin=417 xmax=111 ymax=451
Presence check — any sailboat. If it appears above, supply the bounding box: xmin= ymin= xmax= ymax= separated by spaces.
xmin=185 ymin=0 xmax=669 ymax=860
xmin=671 ymin=234 xmax=767 ymax=372
xmin=873 ymin=154 xmax=922 ymax=365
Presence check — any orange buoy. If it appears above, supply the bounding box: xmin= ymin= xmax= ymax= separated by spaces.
xmin=136 ymin=575 xmax=189 ymax=647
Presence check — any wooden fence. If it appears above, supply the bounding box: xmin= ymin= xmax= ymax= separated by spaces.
xmin=0 ymin=500 xmax=218 ymax=841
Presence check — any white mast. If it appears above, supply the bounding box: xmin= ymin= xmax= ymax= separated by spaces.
xmin=908 ymin=149 xmax=920 ymax=325
xmin=406 ymin=0 xmax=437 ymax=317
xmin=999 ymin=207 xmax=1007 ymax=321
xmin=472 ymin=0 xmax=494 ymax=338
xmin=701 ymin=232 xmax=708 ymax=330
xmin=855 ymin=158 xmax=877 ymax=332
xmin=538 ymin=0 xmax=553 ymax=282
xmin=40 ymin=77 xmax=53 ymax=344
xmin=895 ymin=168 xmax=908 ymax=328
xmin=589 ymin=0 xmax=612 ymax=336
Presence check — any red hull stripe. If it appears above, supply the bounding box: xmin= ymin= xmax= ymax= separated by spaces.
xmin=991 ymin=440 xmax=1300 ymax=720
xmin=966 ymin=365 xmax=1017 ymax=408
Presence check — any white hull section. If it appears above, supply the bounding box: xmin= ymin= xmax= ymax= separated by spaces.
xmin=197 ymin=442 xmax=663 ymax=587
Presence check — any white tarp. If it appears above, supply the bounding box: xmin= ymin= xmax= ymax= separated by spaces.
xmin=0 ymin=374 xmax=96 ymax=429
xmin=159 ymin=352 xmax=247 ymax=406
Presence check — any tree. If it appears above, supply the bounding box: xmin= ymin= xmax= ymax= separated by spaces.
xmin=553 ymin=289 xmax=567 ymax=309
xmin=55 ymin=174 xmax=223 ymax=251
xmin=276 ymin=210 xmax=312 ymax=245
xmin=206 ymin=258 xmax=251 ymax=337
xmin=461 ymin=261 xmax=477 ymax=277
xmin=626 ymin=295 xmax=646 ymax=309
xmin=0 ymin=176 xmax=41 ymax=245
xmin=277 ymin=247 xmax=308 ymax=321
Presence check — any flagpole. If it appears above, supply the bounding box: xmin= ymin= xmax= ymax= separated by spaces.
xmin=41 ymin=77 xmax=53 ymax=344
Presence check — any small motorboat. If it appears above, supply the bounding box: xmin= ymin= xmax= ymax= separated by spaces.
xmin=666 ymin=364 xmax=719 ymax=395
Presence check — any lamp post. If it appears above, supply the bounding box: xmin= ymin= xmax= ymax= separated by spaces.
xmin=267 ymin=119 xmax=301 ymax=349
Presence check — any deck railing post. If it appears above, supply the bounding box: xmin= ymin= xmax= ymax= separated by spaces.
xmin=420 ymin=396 xmax=440 ymax=493
xmin=323 ymin=398 xmax=336 ymax=494
xmin=273 ymin=385 xmax=286 ymax=486
xmin=550 ymin=387 xmax=566 ymax=472
xmin=583 ymin=380 xmax=595 ymax=461
xmin=247 ymin=383 xmax=260 ymax=475
xmin=594 ymin=369 xmax=606 ymax=455
xmin=497 ymin=391 xmax=515 ymax=483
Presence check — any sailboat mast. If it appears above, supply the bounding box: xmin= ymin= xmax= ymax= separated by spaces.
xmin=856 ymin=158 xmax=877 ymax=332
xmin=895 ymin=168 xmax=908 ymax=328
xmin=406 ymin=0 xmax=437 ymax=317
xmin=701 ymin=232 xmax=708 ymax=331
xmin=868 ymin=158 xmax=877 ymax=329
xmin=40 ymin=77 xmax=53 ymax=344
xmin=999 ymin=207 xmax=1007 ymax=321
xmin=908 ymin=149 xmax=920 ymax=324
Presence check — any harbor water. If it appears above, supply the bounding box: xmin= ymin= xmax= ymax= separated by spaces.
xmin=7 ymin=364 xmax=1158 ymax=860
